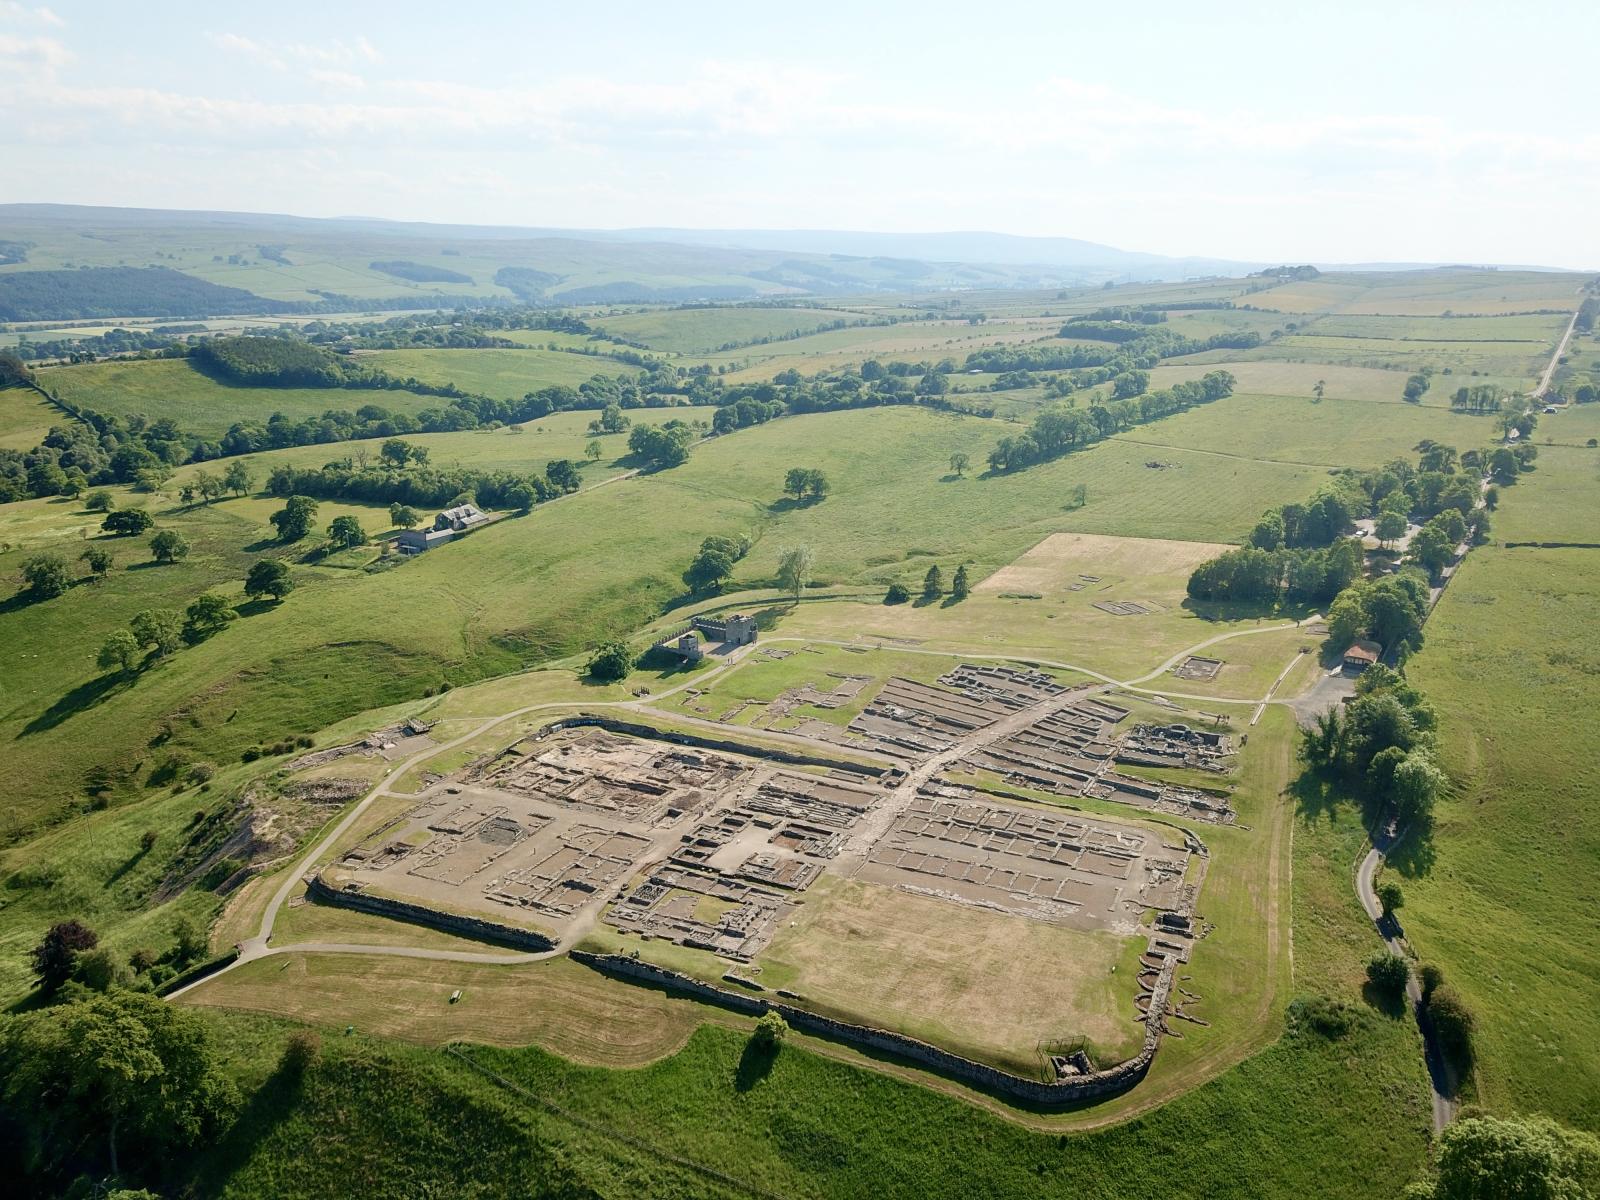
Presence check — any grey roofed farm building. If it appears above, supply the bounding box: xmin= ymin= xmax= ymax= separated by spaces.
xmin=395 ymin=502 xmax=493 ymax=554
xmin=435 ymin=503 xmax=491 ymax=533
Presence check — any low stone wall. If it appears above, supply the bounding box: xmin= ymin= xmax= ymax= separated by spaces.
xmin=572 ymin=949 xmax=1173 ymax=1105
xmin=539 ymin=713 xmax=888 ymax=779
xmin=305 ymin=874 xmax=555 ymax=951
xmin=1504 ymin=541 xmax=1600 ymax=549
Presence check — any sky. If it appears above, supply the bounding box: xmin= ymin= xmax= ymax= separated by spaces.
xmin=1 ymin=0 xmax=1597 ymax=267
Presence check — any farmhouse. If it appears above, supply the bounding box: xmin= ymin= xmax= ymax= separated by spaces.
xmin=1341 ymin=639 xmax=1383 ymax=672
xmin=395 ymin=502 xmax=492 ymax=554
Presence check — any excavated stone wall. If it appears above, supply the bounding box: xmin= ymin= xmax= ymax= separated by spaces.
xmin=306 ymin=873 xmax=555 ymax=951
xmin=538 ymin=713 xmax=889 ymax=779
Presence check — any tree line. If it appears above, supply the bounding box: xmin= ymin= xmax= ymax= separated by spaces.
xmin=987 ymin=371 xmax=1237 ymax=473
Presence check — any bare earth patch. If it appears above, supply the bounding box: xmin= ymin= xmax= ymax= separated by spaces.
xmin=976 ymin=532 xmax=1233 ymax=596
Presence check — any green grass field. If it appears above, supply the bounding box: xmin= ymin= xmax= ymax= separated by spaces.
xmin=1145 ymin=360 xmax=1473 ymax=406
xmin=1107 ymin=391 xmax=1500 ymax=469
xmin=1489 ymin=444 xmax=1600 ymax=542
xmin=34 ymin=357 xmax=443 ymax=438
xmin=1241 ymin=270 xmax=1581 ymax=317
xmin=164 ymin=405 xmax=719 ymax=492
xmin=707 ymin=319 xmax=1053 ymax=381
xmin=358 ymin=347 xmax=645 ymax=399
xmin=590 ymin=306 xmax=875 ymax=353
xmin=1403 ymin=452 xmax=1600 ymax=1124
xmin=0 ymin=384 xmax=62 ymax=450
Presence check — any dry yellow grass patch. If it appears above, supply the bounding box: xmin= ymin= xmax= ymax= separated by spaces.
xmin=976 ymin=532 xmax=1233 ymax=596
xmin=758 ymin=878 xmax=1145 ymax=1073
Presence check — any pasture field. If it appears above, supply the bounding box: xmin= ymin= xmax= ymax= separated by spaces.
xmin=0 ymin=385 xmax=62 ymax=449
xmin=1242 ymin=270 xmax=1582 ymax=316
xmin=1540 ymin=401 xmax=1600 ymax=447
xmin=1489 ymin=444 xmax=1600 ymax=542
xmin=707 ymin=319 xmax=1053 ymax=381
xmin=165 ymin=405 xmax=719 ymax=491
xmin=34 ymin=357 xmax=442 ymax=437
xmin=589 ymin=306 xmax=875 ymax=353
xmin=491 ymin=328 xmax=608 ymax=350
xmin=186 ymin=953 xmax=713 ymax=1067
xmin=1244 ymin=334 xmax=1551 ymax=380
xmin=1145 ymin=359 xmax=1531 ymax=407
xmin=1404 ymin=497 xmax=1600 ymax=1122
xmin=357 ymin=346 xmax=645 ymax=398
xmin=1303 ymin=313 xmax=1570 ymax=343
xmin=1108 ymin=391 xmax=1500 ymax=469
xmin=680 ymin=408 xmax=1324 ymax=588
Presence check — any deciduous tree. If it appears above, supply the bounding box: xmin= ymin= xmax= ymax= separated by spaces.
xmin=98 ymin=630 xmax=140 ymax=675
xmin=776 ymin=545 xmax=814 ymax=602
xmin=270 ymin=495 xmax=318 ymax=542
xmin=28 ymin=919 xmax=98 ymax=992
xmin=149 ymin=529 xmax=190 ymax=563
xmin=326 ymin=515 xmax=367 ymax=549
xmin=244 ymin=558 xmax=294 ymax=601
xmin=21 ymin=552 xmax=71 ymax=598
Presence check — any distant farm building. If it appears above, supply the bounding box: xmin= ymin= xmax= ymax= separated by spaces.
xmin=1341 ymin=639 xmax=1382 ymax=672
xmin=654 ymin=613 xmax=758 ymax=662
xmin=395 ymin=502 xmax=492 ymax=554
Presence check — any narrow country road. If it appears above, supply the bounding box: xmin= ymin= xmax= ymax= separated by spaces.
xmin=1355 ymin=831 xmax=1457 ymax=1133
xmin=1533 ymin=306 xmax=1579 ymax=398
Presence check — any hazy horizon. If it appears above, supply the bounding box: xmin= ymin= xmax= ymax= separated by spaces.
xmin=2 ymin=1 xmax=1598 ymax=268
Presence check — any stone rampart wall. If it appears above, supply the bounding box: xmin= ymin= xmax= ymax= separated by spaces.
xmin=571 ymin=949 xmax=1172 ymax=1104
xmin=306 ymin=874 xmax=555 ymax=951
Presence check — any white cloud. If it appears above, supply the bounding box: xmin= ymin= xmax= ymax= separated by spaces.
xmin=208 ymin=30 xmax=382 ymax=74
xmin=0 ymin=2 xmax=64 ymax=27
xmin=0 ymin=31 xmax=70 ymax=68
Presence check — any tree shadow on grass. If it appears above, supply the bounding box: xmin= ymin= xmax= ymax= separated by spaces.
xmin=233 ymin=598 xmax=278 ymax=619
xmin=184 ymin=1055 xmax=308 ymax=1194
xmin=734 ymin=1039 xmax=777 ymax=1092
xmin=0 ymin=590 xmax=43 ymax=616
xmin=21 ymin=670 xmax=134 ymax=736
xmin=103 ymin=844 xmax=152 ymax=889
xmin=1360 ymin=980 xmax=1410 ymax=1020
xmin=1286 ymin=768 xmax=1345 ymax=825
xmin=1385 ymin=814 xmax=1437 ymax=878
